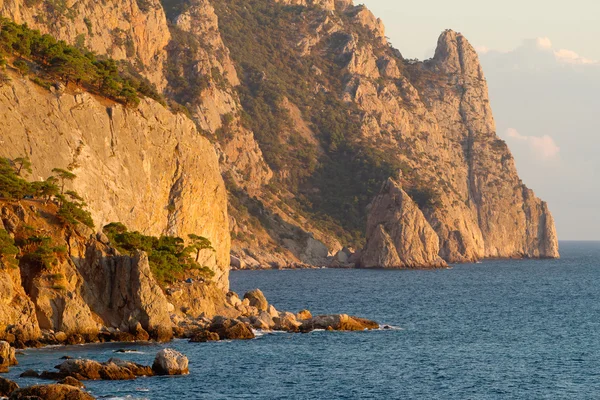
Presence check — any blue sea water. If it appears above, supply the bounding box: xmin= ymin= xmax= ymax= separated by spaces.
xmin=4 ymin=241 xmax=600 ymax=399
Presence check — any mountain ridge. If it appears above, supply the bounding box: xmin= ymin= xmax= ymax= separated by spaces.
xmin=0 ymin=0 xmax=559 ymax=277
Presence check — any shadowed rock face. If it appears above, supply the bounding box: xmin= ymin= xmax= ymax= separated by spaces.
xmin=78 ymin=247 xmax=173 ymax=342
xmin=361 ymin=179 xmax=447 ymax=269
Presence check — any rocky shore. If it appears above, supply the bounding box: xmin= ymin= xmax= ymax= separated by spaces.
xmin=0 ymin=286 xmax=379 ymax=399
xmin=0 ymin=347 xmax=190 ymax=399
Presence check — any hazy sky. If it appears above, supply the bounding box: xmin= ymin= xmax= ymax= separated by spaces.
xmin=361 ymin=0 xmax=600 ymax=240
xmin=360 ymin=0 xmax=600 ymax=61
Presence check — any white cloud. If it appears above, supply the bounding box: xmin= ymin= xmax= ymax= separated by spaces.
xmin=505 ymin=128 xmax=560 ymax=159
xmin=482 ymin=37 xmax=599 ymax=66
xmin=554 ymin=48 xmax=598 ymax=65
xmin=536 ymin=37 xmax=553 ymax=50
xmin=475 ymin=45 xmax=490 ymax=55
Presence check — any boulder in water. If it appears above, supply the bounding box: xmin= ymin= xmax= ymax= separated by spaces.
xmin=209 ymin=317 xmax=255 ymax=340
xmin=152 ymin=349 xmax=189 ymax=376
xmin=19 ymin=369 xmax=39 ymax=378
xmin=189 ymin=331 xmax=220 ymax=343
xmin=300 ymin=314 xmax=379 ymax=332
xmin=243 ymin=289 xmax=269 ymax=311
xmin=0 ymin=341 xmax=17 ymax=372
xmin=274 ymin=312 xmax=302 ymax=332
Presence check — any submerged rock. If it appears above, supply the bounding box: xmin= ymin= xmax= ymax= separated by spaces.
xmin=152 ymin=349 xmax=189 ymax=376
xmin=300 ymin=314 xmax=379 ymax=332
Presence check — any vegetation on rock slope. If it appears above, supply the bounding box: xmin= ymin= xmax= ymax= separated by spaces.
xmin=212 ymin=0 xmax=402 ymax=247
xmin=0 ymin=18 xmax=163 ymax=106
xmin=0 ymin=157 xmax=213 ymax=285
xmin=103 ymin=223 xmax=216 ymax=286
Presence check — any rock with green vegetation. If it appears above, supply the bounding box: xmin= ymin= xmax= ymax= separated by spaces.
xmin=0 ymin=67 xmax=231 ymax=289
xmin=0 ymin=0 xmax=170 ymax=90
xmin=0 ymin=0 xmax=559 ymax=278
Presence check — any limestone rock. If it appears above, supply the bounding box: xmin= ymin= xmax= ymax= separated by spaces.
xmin=0 ymin=341 xmax=17 ymax=373
xmin=208 ymin=317 xmax=255 ymax=340
xmin=0 ymin=0 xmax=170 ymax=90
xmin=296 ymin=310 xmax=313 ymax=320
xmin=57 ymin=377 xmax=85 ymax=388
xmin=300 ymin=314 xmax=379 ymax=332
xmin=170 ymin=0 xmax=273 ymax=192
xmin=243 ymin=289 xmax=269 ymax=312
xmin=361 ymin=179 xmax=447 ymax=268
xmin=8 ymin=384 xmax=95 ymax=400
xmin=189 ymin=331 xmax=220 ymax=342
xmin=78 ymin=247 xmax=173 ymax=342
xmin=106 ymin=358 xmax=153 ymax=377
xmin=152 ymin=349 xmax=189 ymax=376
xmin=57 ymin=359 xmax=103 ymax=381
xmin=274 ymin=312 xmax=302 ymax=332
xmin=0 ymin=73 xmax=231 ymax=289
xmin=166 ymin=281 xmax=241 ymax=320
xmin=0 ymin=263 xmax=41 ymax=342
xmin=267 ymin=305 xmax=279 ymax=319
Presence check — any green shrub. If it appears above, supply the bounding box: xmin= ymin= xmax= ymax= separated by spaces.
xmin=103 ymin=223 xmax=215 ymax=286
xmin=0 ymin=229 xmax=19 ymax=268
xmin=0 ymin=18 xmax=162 ymax=106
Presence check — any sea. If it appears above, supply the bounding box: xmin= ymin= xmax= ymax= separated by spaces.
xmin=4 ymin=241 xmax=600 ymax=399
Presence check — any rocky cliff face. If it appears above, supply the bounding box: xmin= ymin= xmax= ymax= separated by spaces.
xmin=210 ymin=0 xmax=559 ymax=264
xmin=166 ymin=0 xmax=272 ymax=192
xmin=361 ymin=179 xmax=447 ymax=269
xmin=0 ymin=0 xmax=170 ymax=90
xmin=0 ymin=0 xmax=558 ymax=273
xmin=0 ymin=70 xmax=230 ymax=288
xmin=0 ymin=201 xmax=174 ymax=342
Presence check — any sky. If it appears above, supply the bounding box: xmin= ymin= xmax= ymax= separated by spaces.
xmin=361 ymin=0 xmax=600 ymax=240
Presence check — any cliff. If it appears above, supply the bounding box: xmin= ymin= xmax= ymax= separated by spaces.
xmin=209 ymin=0 xmax=559 ymax=265
xmin=0 ymin=69 xmax=230 ymax=289
xmin=0 ymin=200 xmax=175 ymax=342
xmin=0 ymin=0 xmax=171 ymax=90
xmin=361 ymin=179 xmax=447 ymax=269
